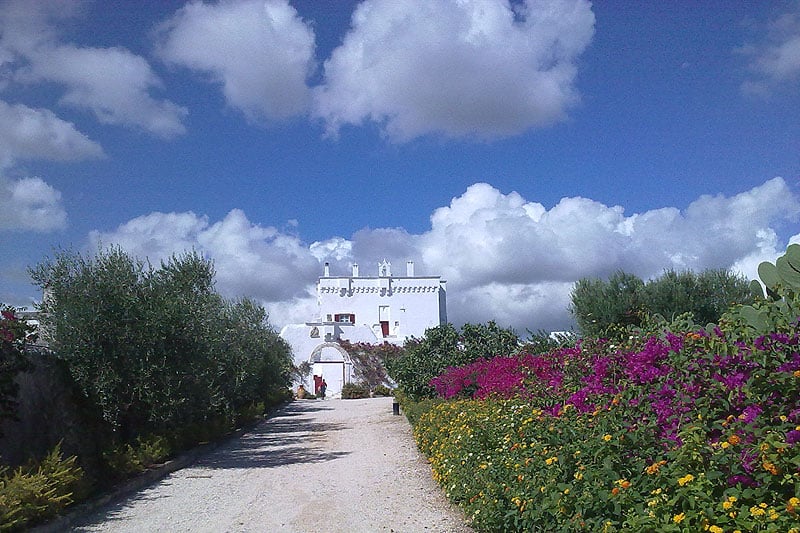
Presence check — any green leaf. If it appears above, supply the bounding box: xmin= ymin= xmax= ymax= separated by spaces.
xmin=757 ymin=261 xmax=781 ymax=291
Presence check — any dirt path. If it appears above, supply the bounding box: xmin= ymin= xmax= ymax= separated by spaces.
xmin=70 ymin=397 xmax=473 ymax=532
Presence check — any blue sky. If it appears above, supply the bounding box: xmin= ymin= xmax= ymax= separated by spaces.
xmin=1 ymin=0 xmax=798 ymax=332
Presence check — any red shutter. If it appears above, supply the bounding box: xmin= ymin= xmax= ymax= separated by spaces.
xmin=350 ymin=313 xmax=356 ymax=323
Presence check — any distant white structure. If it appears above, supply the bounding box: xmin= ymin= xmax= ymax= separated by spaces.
xmin=280 ymin=260 xmax=446 ymax=398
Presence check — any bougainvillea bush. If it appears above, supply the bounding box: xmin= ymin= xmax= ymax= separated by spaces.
xmin=415 ymin=326 xmax=800 ymax=532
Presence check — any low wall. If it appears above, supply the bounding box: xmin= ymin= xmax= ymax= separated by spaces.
xmin=0 ymin=350 xmax=101 ymax=470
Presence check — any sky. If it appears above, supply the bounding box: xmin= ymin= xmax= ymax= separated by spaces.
xmin=1 ymin=0 xmax=799 ymax=334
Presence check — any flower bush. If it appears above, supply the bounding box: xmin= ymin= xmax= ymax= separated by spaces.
xmin=414 ymin=325 xmax=800 ymax=532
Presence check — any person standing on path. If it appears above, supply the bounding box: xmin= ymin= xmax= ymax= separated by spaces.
xmin=319 ymin=379 xmax=327 ymax=399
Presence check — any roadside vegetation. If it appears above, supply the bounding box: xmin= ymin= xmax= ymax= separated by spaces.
xmin=391 ymin=246 xmax=800 ymax=532
xmin=1 ymin=247 xmax=292 ymax=531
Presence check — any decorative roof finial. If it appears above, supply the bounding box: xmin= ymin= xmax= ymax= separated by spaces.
xmin=378 ymin=259 xmax=391 ymax=277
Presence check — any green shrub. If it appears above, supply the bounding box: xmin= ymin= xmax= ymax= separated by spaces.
xmin=413 ymin=324 xmax=800 ymax=532
xmin=388 ymin=322 xmax=519 ymax=400
xmin=102 ymin=434 xmax=172 ymax=478
xmin=373 ymin=384 xmax=393 ymax=397
xmin=341 ymin=383 xmax=370 ymax=399
xmin=570 ymin=268 xmax=752 ymax=339
xmin=394 ymin=389 xmax=441 ymax=427
xmin=0 ymin=444 xmax=84 ymax=531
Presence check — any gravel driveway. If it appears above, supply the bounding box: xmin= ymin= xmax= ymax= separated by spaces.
xmin=70 ymin=397 xmax=472 ymax=533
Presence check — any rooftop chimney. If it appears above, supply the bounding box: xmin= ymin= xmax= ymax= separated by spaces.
xmin=352 ymin=263 xmax=359 ymax=277
xmin=406 ymin=261 xmax=415 ymax=277
xmin=323 ymin=262 xmax=330 ymax=277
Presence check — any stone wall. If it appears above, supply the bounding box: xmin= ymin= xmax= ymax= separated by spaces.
xmin=0 ymin=351 xmax=101 ymax=471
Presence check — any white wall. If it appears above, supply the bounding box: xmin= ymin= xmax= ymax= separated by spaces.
xmin=280 ymin=260 xmax=447 ymax=395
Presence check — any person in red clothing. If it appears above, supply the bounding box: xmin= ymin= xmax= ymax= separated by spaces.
xmin=319 ymin=379 xmax=327 ymax=399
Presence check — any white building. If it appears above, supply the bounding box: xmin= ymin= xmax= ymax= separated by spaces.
xmin=280 ymin=260 xmax=446 ymax=398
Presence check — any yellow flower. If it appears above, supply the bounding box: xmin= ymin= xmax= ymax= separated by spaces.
xmin=545 ymin=456 xmax=558 ymax=465
xmin=708 ymin=526 xmax=723 ymax=533
xmin=750 ymin=505 xmax=766 ymax=516
xmin=673 ymin=512 xmax=686 ymax=524
xmin=678 ymin=474 xmax=695 ymax=486
xmin=723 ymin=500 xmax=734 ymax=510
xmin=603 ymin=434 xmax=612 ymax=442
xmin=789 ymin=496 xmax=800 ymax=514
xmin=721 ymin=441 xmax=730 ymax=449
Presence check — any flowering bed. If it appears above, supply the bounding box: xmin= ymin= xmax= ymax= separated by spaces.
xmin=413 ymin=329 xmax=800 ymax=532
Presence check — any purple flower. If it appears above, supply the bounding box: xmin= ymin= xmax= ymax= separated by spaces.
xmin=727 ymin=474 xmax=758 ymax=488
xmin=739 ymin=404 xmax=763 ymax=425
xmin=787 ymin=430 xmax=800 ymax=446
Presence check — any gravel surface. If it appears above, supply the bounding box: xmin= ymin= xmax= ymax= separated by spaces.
xmin=70 ymin=397 xmax=473 ymax=533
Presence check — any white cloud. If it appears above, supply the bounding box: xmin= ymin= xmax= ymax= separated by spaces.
xmin=313 ymin=0 xmax=595 ymax=141
xmin=0 ymin=100 xmax=104 ymax=166
xmin=0 ymin=0 xmax=187 ymax=138
xmin=155 ymin=0 xmax=315 ymax=122
xmin=86 ymin=178 xmax=800 ymax=333
xmin=89 ymin=209 xmax=320 ymax=303
xmin=0 ymin=174 xmax=66 ymax=232
xmin=310 ymin=177 xmax=800 ymax=332
xmin=739 ymin=8 xmax=800 ymax=95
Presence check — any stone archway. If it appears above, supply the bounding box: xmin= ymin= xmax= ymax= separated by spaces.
xmin=308 ymin=342 xmax=353 ymax=397
xmin=309 ymin=342 xmax=351 ymax=364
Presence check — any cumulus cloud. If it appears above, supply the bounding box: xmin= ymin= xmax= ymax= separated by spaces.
xmin=155 ymin=0 xmax=315 ymax=122
xmin=89 ymin=209 xmax=320 ymax=303
xmin=738 ymin=7 xmax=800 ymax=95
xmin=313 ymin=0 xmax=595 ymax=141
xmin=310 ymin=178 xmax=800 ymax=331
xmin=0 ymin=174 xmax=67 ymax=232
xmin=0 ymin=0 xmax=187 ymax=138
xmin=0 ymin=100 xmax=104 ymax=166
xmin=86 ymin=178 xmax=799 ymax=332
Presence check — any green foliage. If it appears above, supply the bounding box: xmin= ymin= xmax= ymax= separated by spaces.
xmin=411 ymin=324 xmax=800 ymax=532
xmin=372 ymin=384 xmax=393 ymax=397
xmin=101 ymin=434 xmax=172 ymax=478
xmin=0 ymin=306 xmax=32 ymax=438
xmin=29 ymin=246 xmax=292 ymax=461
xmin=387 ymin=322 xmax=519 ymax=401
xmin=393 ymin=388 xmax=441 ymax=427
xmin=522 ymin=329 xmax=578 ymax=354
xmin=724 ymin=243 xmax=800 ymax=339
xmin=570 ymin=271 xmax=645 ymax=338
xmin=571 ymin=269 xmax=752 ymax=338
xmin=341 ymin=383 xmax=370 ymax=399
xmin=0 ymin=444 xmax=84 ymax=531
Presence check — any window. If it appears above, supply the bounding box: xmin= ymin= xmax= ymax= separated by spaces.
xmin=334 ymin=313 xmax=355 ymax=324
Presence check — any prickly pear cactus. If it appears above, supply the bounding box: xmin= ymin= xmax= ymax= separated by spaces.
xmin=724 ymin=244 xmax=800 ymax=337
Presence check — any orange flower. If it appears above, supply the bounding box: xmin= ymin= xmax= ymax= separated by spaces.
xmin=611 ymin=487 xmax=620 ymax=496
xmin=727 ymin=434 xmax=741 ymax=446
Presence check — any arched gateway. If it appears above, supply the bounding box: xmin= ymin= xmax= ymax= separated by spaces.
xmin=308 ymin=342 xmax=354 ymax=397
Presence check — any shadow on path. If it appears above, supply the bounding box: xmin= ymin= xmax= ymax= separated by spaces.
xmin=191 ymin=400 xmax=351 ymax=470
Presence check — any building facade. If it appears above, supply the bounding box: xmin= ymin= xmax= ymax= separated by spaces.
xmin=280 ymin=260 xmax=446 ymax=398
